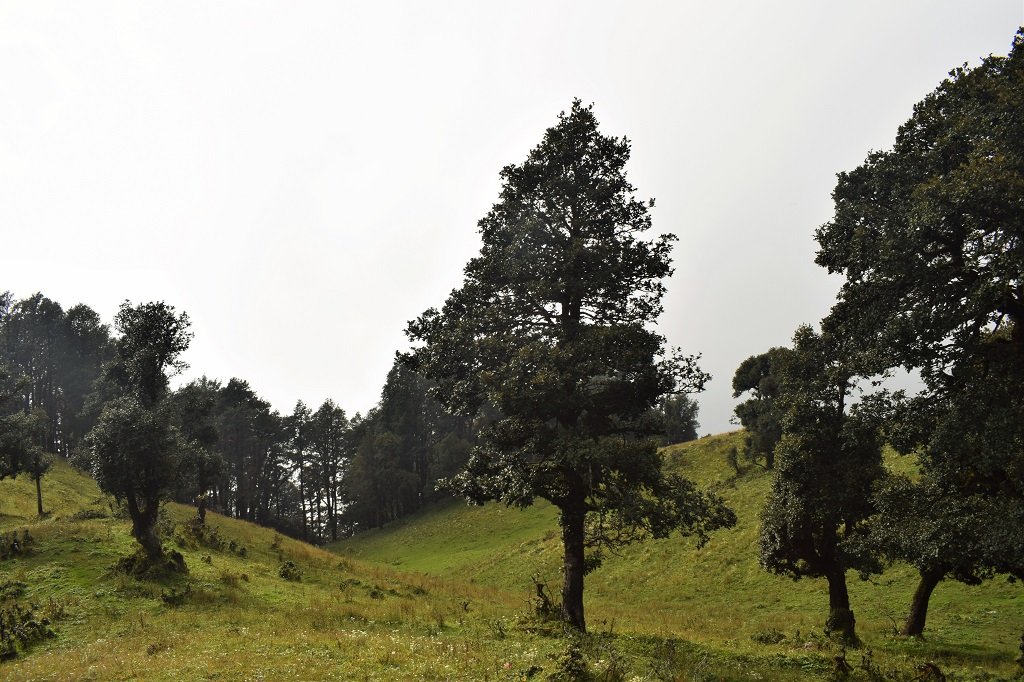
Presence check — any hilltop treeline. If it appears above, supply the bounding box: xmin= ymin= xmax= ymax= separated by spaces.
xmin=0 ymin=291 xmax=700 ymax=547
xmin=0 ymin=291 xmax=474 ymax=541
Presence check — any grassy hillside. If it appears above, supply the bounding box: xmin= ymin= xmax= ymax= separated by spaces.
xmin=333 ymin=432 xmax=1024 ymax=679
xmin=0 ymin=462 xmax=567 ymax=680
xmin=1 ymin=438 xmax=1021 ymax=680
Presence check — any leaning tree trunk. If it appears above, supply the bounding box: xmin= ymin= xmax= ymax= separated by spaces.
xmin=825 ymin=566 xmax=857 ymax=644
xmin=560 ymin=495 xmax=587 ymax=632
xmin=902 ymin=569 xmax=943 ymax=637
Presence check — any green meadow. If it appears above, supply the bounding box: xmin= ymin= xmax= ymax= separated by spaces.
xmin=1 ymin=434 xmax=1021 ymax=681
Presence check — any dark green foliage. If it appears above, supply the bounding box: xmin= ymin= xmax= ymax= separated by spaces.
xmin=342 ymin=357 xmax=475 ymax=533
xmin=89 ymin=397 xmax=183 ymax=561
xmin=1 ymin=293 xmax=111 ymax=455
xmin=0 ymin=529 xmax=34 ymax=562
xmin=278 ymin=396 xmax=350 ymax=542
xmin=815 ymin=29 xmax=1024 ymax=383
xmin=0 ymin=581 xmax=26 ymax=601
xmin=307 ymin=399 xmax=348 ymax=540
xmin=0 ymin=365 xmax=39 ymax=482
xmin=0 ymin=601 xmax=55 ymax=661
xmin=549 ymin=639 xmax=590 ymax=682
xmin=167 ymin=378 xmax=224 ymax=506
xmin=814 ymin=30 xmax=1024 ymax=638
xmin=732 ymin=348 xmax=789 ymax=469
xmin=158 ymin=585 xmax=192 ymax=607
xmin=865 ymin=339 xmax=1024 ymax=635
xmin=0 ymin=295 xmax=36 ymax=485
xmin=113 ymin=546 xmax=187 ymax=578
xmin=724 ymin=446 xmax=740 ymax=476
xmin=750 ymin=628 xmax=786 ymax=645
xmin=0 ymin=292 xmax=111 ymax=515
xmin=865 ymin=472 xmax=1024 ymax=636
xmin=102 ymin=302 xmax=191 ymax=407
xmin=175 ymin=516 xmax=233 ymax=554
xmin=213 ymin=379 xmax=302 ymax=535
xmin=86 ymin=301 xmax=191 ymax=563
xmin=758 ymin=327 xmax=884 ymax=644
xmin=407 ymin=100 xmax=733 ymax=631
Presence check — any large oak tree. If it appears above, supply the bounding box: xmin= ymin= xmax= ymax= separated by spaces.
xmin=814 ymin=28 xmax=1024 ymax=636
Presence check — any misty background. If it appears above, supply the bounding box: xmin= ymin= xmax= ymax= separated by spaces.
xmin=2 ymin=1 xmax=1022 ymax=433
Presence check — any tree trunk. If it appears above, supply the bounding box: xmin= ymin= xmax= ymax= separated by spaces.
xmin=560 ymin=498 xmax=587 ymax=632
xmin=34 ymin=472 xmax=43 ymax=517
xmin=902 ymin=569 xmax=942 ymax=637
xmin=127 ymin=496 xmax=163 ymax=562
xmin=298 ymin=463 xmax=308 ymax=542
xmin=825 ymin=567 xmax=857 ymax=644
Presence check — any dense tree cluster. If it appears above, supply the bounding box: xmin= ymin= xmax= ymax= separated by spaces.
xmin=0 ymin=292 xmax=110 ymax=514
xmin=747 ymin=28 xmax=1024 ymax=642
xmin=0 ymin=292 xmax=475 ymax=563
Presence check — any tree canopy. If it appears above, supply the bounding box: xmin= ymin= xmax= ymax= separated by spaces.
xmin=731 ymin=347 xmax=790 ymax=469
xmin=758 ymin=327 xmax=884 ymax=643
xmin=815 ymin=29 xmax=1024 ymax=385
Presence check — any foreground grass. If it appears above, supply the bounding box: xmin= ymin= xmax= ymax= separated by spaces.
xmin=2 ymin=441 xmax=1022 ymax=680
xmin=2 ymin=468 xmax=542 ymax=680
xmin=0 ymin=460 xmax=801 ymax=681
xmin=333 ymin=432 xmax=1024 ymax=680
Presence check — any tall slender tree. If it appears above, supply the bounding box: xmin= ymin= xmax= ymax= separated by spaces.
xmin=286 ymin=400 xmax=314 ymax=541
xmin=407 ymin=100 xmax=734 ymax=631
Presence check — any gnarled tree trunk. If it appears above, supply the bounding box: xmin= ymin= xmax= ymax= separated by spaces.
xmin=127 ymin=495 xmax=163 ymax=563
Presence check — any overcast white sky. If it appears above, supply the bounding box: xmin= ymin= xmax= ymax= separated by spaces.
xmin=2 ymin=2 xmax=1022 ymax=434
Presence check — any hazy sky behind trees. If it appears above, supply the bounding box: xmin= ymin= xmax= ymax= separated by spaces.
xmin=2 ymin=2 xmax=1021 ymax=434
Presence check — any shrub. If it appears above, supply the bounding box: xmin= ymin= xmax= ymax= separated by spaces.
xmin=278 ymin=561 xmax=302 ymax=582
xmin=69 ymin=509 xmax=107 ymax=522
xmin=549 ymin=639 xmax=590 ymax=682
xmin=159 ymin=586 xmax=192 ymax=608
xmin=0 ymin=601 xmax=56 ymax=660
xmin=751 ymin=628 xmax=787 ymax=645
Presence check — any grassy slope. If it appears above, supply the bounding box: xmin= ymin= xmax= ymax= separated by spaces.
xmin=333 ymin=432 xmax=1024 ymax=678
xmin=1 ymin=437 xmax=1021 ymax=680
xmin=0 ymin=462 xmax=567 ymax=681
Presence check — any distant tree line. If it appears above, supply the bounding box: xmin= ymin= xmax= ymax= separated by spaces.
xmin=0 ymin=292 xmax=111 ymax=515
xmin=2 ymin=290 xmax=701 ymax=565
xmin=0 ymin=295 xmax=484 ymax=547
